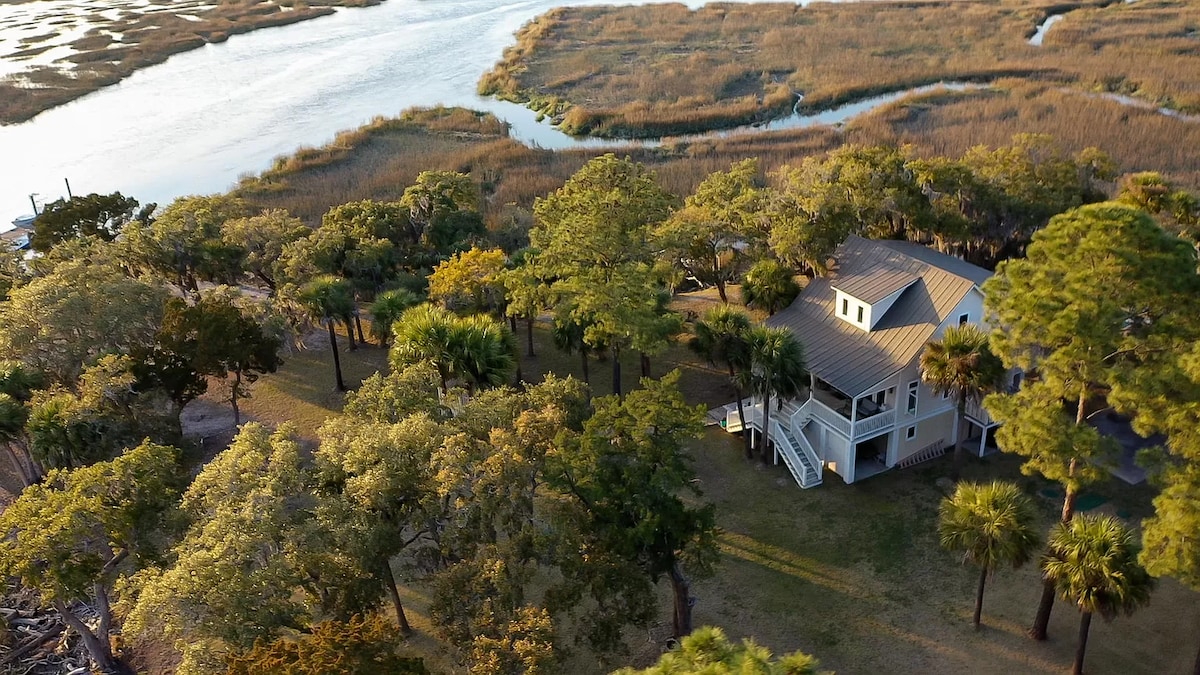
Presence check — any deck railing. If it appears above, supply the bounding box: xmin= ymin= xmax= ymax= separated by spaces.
xmin=853 ymin=408 xmax=896 ymax=437
xmin=809 ymin=398 xmax=852 ymax=436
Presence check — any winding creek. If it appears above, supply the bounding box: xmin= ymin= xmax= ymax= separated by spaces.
xmin=0 ymin=0 xmax=1185 ymax=218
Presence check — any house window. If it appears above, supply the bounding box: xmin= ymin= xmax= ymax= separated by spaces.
xmin=906 ymin=425 xmax=917 ymax=440
xmin=857 ymin=305 xmax=864 ymax=323
xmin=958 ymin=313 xmax=969 ymax=326
xmin=906 ymin=381 xmax=919 ymax=414
xmin=942 ymin=389 xmax=951 ymax=400
xmin=873 ymin=391 xmax=886 ymax=406
xmin=842 ymin=298 xmax=849 ymax=315
xmin=1011 ymin=372 xmax=1024 ymax=392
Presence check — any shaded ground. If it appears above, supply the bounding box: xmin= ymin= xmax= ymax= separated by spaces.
xmin=685 ymin=429 xmax=1192 ymax=674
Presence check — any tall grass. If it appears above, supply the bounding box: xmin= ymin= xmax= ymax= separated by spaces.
xmin=479 ymin=0 xmax=1200 ymax=138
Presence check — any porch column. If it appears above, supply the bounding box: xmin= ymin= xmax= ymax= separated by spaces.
xmin=848 ymin=396 xmax=858 ymax=441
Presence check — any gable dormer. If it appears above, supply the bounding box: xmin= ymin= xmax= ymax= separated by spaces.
xmin=831 ymin=262 xmax=918 ymax=332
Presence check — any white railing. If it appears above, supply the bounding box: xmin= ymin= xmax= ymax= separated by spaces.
xmin=790 ymin=423 xmax=824 ymax=487
xmin=853 ymin=408 xmax=896 ymax=437
xmin=789 ymin=398 xmax=812 ymax=433
xmin=810 ymin=397 xmax=852 ymax=437
xmin=770 ymin=420 xmax=804 ymax=488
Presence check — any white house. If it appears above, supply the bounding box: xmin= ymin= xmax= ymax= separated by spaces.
xmin=724 ymin=236 xmax=1018 ymax=488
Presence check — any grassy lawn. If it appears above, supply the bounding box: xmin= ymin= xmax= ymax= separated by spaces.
xmin=193 ymin=292 xmax=1197 ymax=674
xmin=685 ymin=430 xmax=1196 ymax=674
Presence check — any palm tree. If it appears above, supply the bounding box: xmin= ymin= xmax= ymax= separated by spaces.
xmin=1042 ymin=515 xmax=1155 ymax=675
xmin=369 ymin=288 xmax=422 ymax=345
xmin=920 ymin=324 xmax=1005 ymax=478
xmin=552 ymin=313 xmax=602 ymax=384
xmin=939 ymin=481 xmax=1041 ymax=630
xmin=746 ymin=326 xmax=806 ymax=463
xmin=740 ymin=259 xmax=800 ymax=317
xmin=449 ymin=314 xmax=517 ymax=394
xmin=689 ymin=306 xmax=753 ymax=457
xmin=298 ymin=276 xmax=356 ymax=391
xmin=390 ymin=304 xmax=457 ymax=394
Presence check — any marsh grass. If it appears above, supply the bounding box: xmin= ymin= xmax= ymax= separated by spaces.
xmin=846 ymin=83 xmax=1200 ymax=186
xmin=480 ymin=0 xmax=1200 ymax=138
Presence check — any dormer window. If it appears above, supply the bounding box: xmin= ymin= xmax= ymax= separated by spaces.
xmin=831 ymin=262 xmax=919 ymax=332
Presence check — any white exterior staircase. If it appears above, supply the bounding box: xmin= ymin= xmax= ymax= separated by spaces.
xmin=725 ymin=399 xmax=823 ymax=489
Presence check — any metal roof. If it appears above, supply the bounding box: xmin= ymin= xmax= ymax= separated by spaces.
xmin=766 ymin=236 xmax=991 ymax=397
xmin=831 ymin=261 xmax=918 ymax=304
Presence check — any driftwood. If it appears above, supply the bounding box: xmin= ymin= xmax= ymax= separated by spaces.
xmin=0 ymin=585 xmax=98 ymax=675
xmin=0 ymin=625 xmax=64 ymax=666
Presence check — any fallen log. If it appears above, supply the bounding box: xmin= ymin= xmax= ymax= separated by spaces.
xmin=0 ymin=624 xmax=65 ymax=666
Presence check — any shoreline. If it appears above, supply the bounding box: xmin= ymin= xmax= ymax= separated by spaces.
xmin=0 ymin=0 xmax=381 ymax=126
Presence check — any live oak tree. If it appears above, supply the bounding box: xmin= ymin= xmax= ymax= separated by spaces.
xmin=938 ymin=481 xmax=1041 ymax=630
xmin=126 ymin=424 xmax=374 ymax=675
xmin=529 ymin=154 xmax=677 ymax=396
xmin=613 ymin=626 xmax=820 ymax=675
xmin=30 ymin=191 xmax=143 ymax=252
xmin=983 ymin=202 xmax=1198 ymax=640
xmin=343 ymin=363 xmax=446 ymax=424
xmin=26 ymin=355 xmax=179 ymax=469
xmin=0 ymin=441 xmax=180 ymax=674
xmin=0 ymin=259 xmax=168 ymax=385
xmin=225 ymin=613 xmax=428 ymax=675
xmin=220 ymin=209 xmax=309 ymax=293
xmin=120 ymin=194 xmax=251 ymax=294
xmin=545 ymin=372 xmax=716 ymax=639
xmin=428 ymin=247 xmax=508 ymax=316
xmin=656 ymin=158 xmax=765 ymax=302
xmin=316 ymin=414 xmax=447 ymax=635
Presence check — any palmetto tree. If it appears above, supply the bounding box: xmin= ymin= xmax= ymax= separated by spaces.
xmin=1042 ymin=515 xmax=1155 ymax=675
xmin=939 ymin=481 xmax=1041 ymax=630
xmin=689 ymin=306 xmax=753 ymax=457
xmin=390 ymin=304 xmax=457 ymax=394
xmin=740 ymin=259 xmax=800 ymax=317
xmin=449 ymin=314 xmax=517 ymax=394
xmin=920 ymin=324 xmax=1005 ymax=477
xmin=368 ymin=288 xmax=422 ymax=345
xmin=744 ymin=326 xmax=806 ymax=463
xmin=298 ymin=276 xmax=356 ymax=391
xmin=552 ymin=313 xmax=593 ymax=384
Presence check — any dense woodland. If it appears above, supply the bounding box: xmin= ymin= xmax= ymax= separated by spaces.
xmin=1 ymin=133 xmax=1200 ymax=675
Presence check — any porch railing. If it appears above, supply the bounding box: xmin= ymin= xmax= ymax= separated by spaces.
xmin=809 ymin=397 xmax=852 ymax=437
xmin=853 ymin=408 xmax=896 ymax=437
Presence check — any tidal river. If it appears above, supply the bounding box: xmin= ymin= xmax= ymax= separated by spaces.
xmin=4 ymin=0 xmax=910 ymax=219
